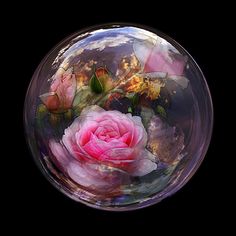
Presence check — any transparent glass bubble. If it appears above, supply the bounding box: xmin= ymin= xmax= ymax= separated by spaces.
xmin=24 ymin=24 xmax=213 ymax=211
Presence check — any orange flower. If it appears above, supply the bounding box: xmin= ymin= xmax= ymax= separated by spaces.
xmin=125 ymin=75 xmax=164 ymax=100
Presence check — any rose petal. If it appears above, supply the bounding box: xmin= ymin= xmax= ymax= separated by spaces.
xmin=62 ymin=119 xmax=80 ymax=154
xmin=124 ymin=114 xmax=147 ymax=147
xmin=119 ymin=132 xmax=132 ymax=145
xmin=131 ymin=158 xmax=157 ymax=177
xmin=144 ymin=46 xmax=186 ymax=76
xmin=133 ymin=40 xmax=155 ymax=70
xmin=111 ymin=117 xmax=133 ymax=136
xmin=63 ymin=74 xmax=77 ymax=108
xmin=99 ymin=113 xmax=136 ymax=142
xmin=67 ymin=161 xmax=124 ymax=190
xmin=63 ymin=135 xmax=92 ymax=161
xmin=50 ymin=76 xmax=60 ymax=92
xmin=49 ymin=140 xmax=71 ymax=171
xmin=130 ymin=123 xmax=147 ymax=148
xmin=95 ymin=119 xmax=120 ymax=135
xmin=83 ymin=134 xmax=127 ymax=159
xmin=50 ymin=71 xmax=77 ymax=110
xmin=62 ymin=120 xmax=92 ymax=161
xmin=100 ymin=147 xmax=134 ymax=161
xmin=67 ymin=161 xmax=97 ymax=187
xmin=77 ymin=120 xmax=98 ymax=145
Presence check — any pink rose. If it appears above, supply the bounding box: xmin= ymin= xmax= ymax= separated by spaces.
xmin=40 ymin=69 xmax=76 ymax=112
xmin=133 ymin=41 xmax=186 ymax=76
xmin=49 ymin=105 xmax=157 ymax=192
xmin=143 ymin=45 xmax=186 ymax=76
xmin=133 ymin=41 xmax=189 ymax=88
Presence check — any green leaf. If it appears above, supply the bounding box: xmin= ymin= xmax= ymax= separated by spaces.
xmin=72 ymin=86 xmax=94 ymax=115
xmin=72 ymin=86 xmax=93 ymax=107
xmin=128 ymin=107 xmax=132 ymax=113
xmin=95 ymin=89 xmax=124 ymax=107
xmin=90 ymin=73 xmax=103 ymax=93
xmin=131 ymin=93 xmax=139 ymax=108
xmin=156 ymin=105 xmax=167 ymax=118
xmin=126 ymin=93 xmax=139 ymax=109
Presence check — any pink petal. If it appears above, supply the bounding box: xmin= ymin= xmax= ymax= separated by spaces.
xmin=62 ymin=119 xmax=91 ymax=160
xmin=77 ymin=120 xmax=98 ymax=146
xmin=49 ymin=140 xmax=71 ymax=171
xmin=82 ymin=140 xmax=106 ymax=158
xmin=131 ymin=158 xmax=157 ymax=176
xmin=50 ymin=72 xmax=77 ymax=109
xmin=123 ymin=114 xmax=147 ymax=148
xmin=100 ymin=147 xmax=134 ymax=161
xmin=82 ymin=134 xmax=127 ymax=160
xmin=67 ymin=161 xmax=123 ymax=190
xmin=144 ymin=46 xmax=186 ymax=76
xmin=130 ymin=124 xmax=147 ymax=148
xmin=50 ymin=76 xmax=61 ymax=92
xmin=95 ymin=120 xmax=120 ymax=134
xmin=64 ymin=74 xmax=77 ymax=108
xmin=67 ymin=161 xmax=96 ymax=187
xmin=133 ymin=40 xmax=154 ymax=69
xmin=63 ymin=136 xmax=91 ymax=161
xmin=128 ymin=148 xmax=157 ymax=176
xmin=99 ymin=113 xmax=135 ymax=138
xmin=119 ymin=132 xmax=132 ymax=145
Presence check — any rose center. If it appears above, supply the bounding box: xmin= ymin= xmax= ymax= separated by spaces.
xmin=94 ymin=126 xmax=120 ymax=142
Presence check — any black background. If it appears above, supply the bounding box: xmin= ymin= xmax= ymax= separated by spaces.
xmin=4 ymin=1 xmax=231 ymax=233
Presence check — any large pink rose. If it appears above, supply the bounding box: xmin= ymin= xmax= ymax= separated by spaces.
xmin=49 ymin=105 xmax=157 ymax=192
xmin=40 ymin=69 xmax=76 ymax=112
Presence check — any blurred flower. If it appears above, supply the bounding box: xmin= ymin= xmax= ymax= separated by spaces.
xmin=147 ymin=116 xmax=184 ymax=164
xmin=143 ymin=46 xmax=186 ymax=76
xmin=76 ymin=73 xmax=89 ymax=89
xmin=133 ymin=40 xmax=187 ymax=76
xmin=116 ymin=53 xmax=141 ymax=79
xmin=124 ymin=75 xmax=164 ymax=100
xmin=40 ymin=69 xmax=76 ymax=112
xmin=133 ymin=40 xmax=189 ymax=89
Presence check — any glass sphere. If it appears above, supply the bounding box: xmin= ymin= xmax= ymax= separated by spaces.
xmin=24 ymin=24 xmax=213 ymax=211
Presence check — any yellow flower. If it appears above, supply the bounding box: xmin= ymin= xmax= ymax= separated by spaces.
xmin=125 ymin=75 xmax=145 ymax=93
xmin=76 ymin=73 xmax=89 ymax=89
xmin=146 ymin=79 xmax=164 ymax=100
xmin=125 ymin=75 xmax=165 ymax=100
